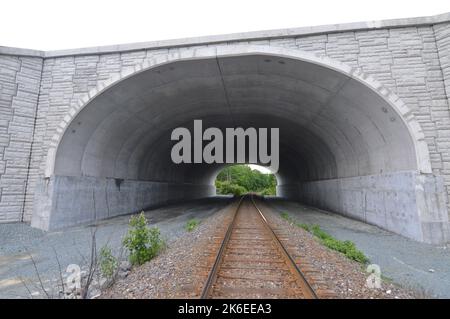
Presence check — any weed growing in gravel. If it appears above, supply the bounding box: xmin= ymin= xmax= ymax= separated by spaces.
xmin=123 ymin=212 xmax=165 ymax=266
xmin=280 ymin=212 xmax=310 ymax=231
xmin=309 ymin=225 xmax=369 ymax=263
xmin=99 ymin=245 xmax=118 ymax=280
xmin=297 ymin=223 xmax=311 ymax=232
xmin=280 ymin=212 xmax=368 ymax=264
xmin=310 ymin=225 xmax=330 ymax=240
xmin=185 ymin=218 xmax=200 ymax=232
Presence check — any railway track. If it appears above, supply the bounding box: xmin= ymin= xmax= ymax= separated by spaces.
xmin=201 ymin=195 xmax=318 ymax=299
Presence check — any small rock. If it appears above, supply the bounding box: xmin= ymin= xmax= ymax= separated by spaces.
xmin=120 ymin=261 xmax=132 ymax=271
xmin=66 ymin=292 xmax=77 ymax=299
xmin=428 ymin=269 xmax=435 ymax=273
xmin=99 ymin=277 xmax=108 ymax=288
xmin=88 ymin=288 xmax=101 ymax=299
xmin=118 ymin=270 xmax=129 ymax=279
xmin=386 ymin=290 xmax=392 ymax=294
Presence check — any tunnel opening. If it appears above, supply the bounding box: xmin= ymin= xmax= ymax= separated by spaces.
xmin=31 ymin=46 xmax=449 ymax=243
xmin=215 ymin=165 xmax=278 ymax=196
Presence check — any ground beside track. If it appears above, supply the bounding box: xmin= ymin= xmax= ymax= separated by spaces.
xmin=0 ymin=197 xmax=231 ymax=298
xmin=103 ymin=198 xmax=418 ymax=299
xmin=267 ymin=198 xmax=450 ymax=298
xmin=1 ymin=196 xmax=448 ymax=298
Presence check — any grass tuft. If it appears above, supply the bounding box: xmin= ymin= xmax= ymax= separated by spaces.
xmin=185 ymin=218 xmax=200 ymax=232
xmin=280 ymin=212 xmax=368 ymax=264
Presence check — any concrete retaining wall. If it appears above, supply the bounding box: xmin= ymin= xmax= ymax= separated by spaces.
xmin=279 ymin=171 xmax=449 ymax=244
xmin=31 ymin=175 xmax=215 ymax=230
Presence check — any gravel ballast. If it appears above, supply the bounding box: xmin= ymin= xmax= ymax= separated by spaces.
xmin=262 ymin=203 xmax=415 ymax=299
xmin=104 ymin=198 xmax=417 ymax=299
xmin=102 ymin=204 xmax=233 ymax=298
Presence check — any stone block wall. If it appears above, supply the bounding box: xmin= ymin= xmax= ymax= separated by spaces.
xmin=0 ymin=55 xmax=42 ymax=222
xmin=435 ymin=23 xmax=450 ymax=106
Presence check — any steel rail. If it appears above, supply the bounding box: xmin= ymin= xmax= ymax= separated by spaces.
xmin=200 ymin=195 xmax=246 ymax=299
xmin=250 ymin=195 xmax=318 ymax=299
xmin=201 ymin=194 xmax=318 ymax=299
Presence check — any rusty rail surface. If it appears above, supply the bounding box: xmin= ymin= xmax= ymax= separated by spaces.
xmin=201 ymin=195 xmax=318 ymax=299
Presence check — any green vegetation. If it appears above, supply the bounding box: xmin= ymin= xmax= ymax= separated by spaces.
xmin=123 ymin=212 xmax=165 ymax=266
xmin=185 ymin=218 xmax=200 ymax=232
xmin=298 ymin=223 xmax=311 ymax=232
xmin=215 ymin=180 xmax=247 ymax=196
xmin=99 ymin=245 xmax=118 ymax=279
xmin=281 ymin=211 xmax=311 ymax=231
xmin=281 ymin=212 xmax=368 ymax=264
xmin=215 ymin=165 xmax=277 ymax=196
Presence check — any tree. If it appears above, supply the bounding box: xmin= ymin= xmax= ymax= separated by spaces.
xmin=215 ymin=165 xmax=277 ymax=196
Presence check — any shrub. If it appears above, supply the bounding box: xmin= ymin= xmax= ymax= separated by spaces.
xmin=99 ymin=245 xmax=118 ymax=280
xmin=185 ymin=218 xmax=200 ymax=232
xmin=260 ymin=185 xmax=276 ymax=196
xmin=215 ymin=180 xmax=247 ymax=196
xmin=122 ymin=212 xmax=165 ymax=266
xmin=215 ymin=165 xmax=277 ymax=195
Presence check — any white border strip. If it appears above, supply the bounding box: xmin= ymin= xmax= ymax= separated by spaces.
xmin=1 ymin=12 xmax=449 ymax=58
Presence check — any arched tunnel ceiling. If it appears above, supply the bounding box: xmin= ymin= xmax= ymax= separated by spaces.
xmin=54 ymin=54 xmax=418 ymax=187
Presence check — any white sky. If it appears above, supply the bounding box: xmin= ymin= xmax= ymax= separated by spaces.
xmin=1 ymin=0 xmax=449 ymax=51
xmin=248 ymin=165 xmax=272 ymax=174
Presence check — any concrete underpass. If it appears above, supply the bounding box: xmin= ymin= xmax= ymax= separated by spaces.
xmin=3 ymin=11 xmax=450 ymax=300
xmin=1 ymin=13 xmax=450 ymax=246
xmin=31 ymin=49 xmax=448 ymax=244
